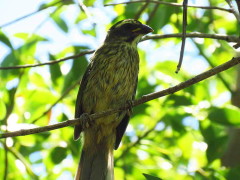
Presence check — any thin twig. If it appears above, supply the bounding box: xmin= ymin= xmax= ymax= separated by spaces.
xmin=134 ymin=0 xmax=150 ymax=20
xmin=0 ymin=50 xmax=94 ymax=70
xmin=31 ymin=79 xmax=81 ymax=124
xmin=3 ymin=141 xmax=8 ymax=180
xmin=176 ymin=0 xmax=188 ymax=73
xmin=104 ymin=1 xmax=233 ymax=13
xmin=0 ymin=0 xmax=66 ymax=28
xmin=235 ymin=0 xmax=240 ymax=13
xmin=234 ymin=43 xmax=240 ymax=49
xmin=1 ymin=33 xmax=239 ymax=70
xmin=146 ymin=4 xmax=160 ymax=24
xmin=1 ymin=56 xmax=240 ymax=139
xmin=115 ymin=118 xmax=161 ymax=164
xmin=0 ymin=141 xmax=38 ymax=179
xmin=192 ymin=40 xmax=233 ymax=93
xmin=141 ymin=32 xmax=240 ymax=43
xmin=76 ymin=0 xmax=92 ymax=19
xmin=225 ymin=0 xmax=240 ymax=21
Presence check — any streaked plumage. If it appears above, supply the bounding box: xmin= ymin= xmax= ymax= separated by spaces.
xmin=74 ymin=19 xmax=153 ymax=180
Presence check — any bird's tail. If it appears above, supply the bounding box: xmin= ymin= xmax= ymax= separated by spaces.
xmin=74 ymin=135 xmax=114 ymax=180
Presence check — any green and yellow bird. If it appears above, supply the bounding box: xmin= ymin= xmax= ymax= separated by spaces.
xmin=74 ymin=19 xmax=153 ymax=180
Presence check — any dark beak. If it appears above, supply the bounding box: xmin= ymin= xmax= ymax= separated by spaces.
xmin=132 ymin=24 xmax=153 ymax=35
xmin=141 ymin=24 xmax=153 ymax=34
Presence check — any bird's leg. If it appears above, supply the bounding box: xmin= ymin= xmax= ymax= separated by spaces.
xmin=80 ymin=113 xmax=94 ymax=131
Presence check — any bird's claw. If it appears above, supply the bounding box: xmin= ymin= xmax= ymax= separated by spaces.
xmin=80 ymin=113 xmax=94 ymax=130
xmin=126 ymin=100 xmax=133 ymax=116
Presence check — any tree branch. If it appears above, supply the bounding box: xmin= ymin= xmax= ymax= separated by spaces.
xmin=115 ymin=118 xmax=162 ymax=164
xmin=0 ymin=141 xmax=38 ymax=179
xmin=176 ymin=0 xmax=188 ymax=73
xmin=141 ymin=32 xmax=240 ymax=43
xmin=1 ymin=57 xmax=240 ymax=139
xmin=30 ymin=79 xmax=81 ymax=124
xmin=0 ymin=50 xmax=94 ymax=70
xmin=0 ymin=0 xmax=67 ymax=28
xmin=225 ymin=0 xmax=240 ymax=21
xmin=104 ymin=1 xmax=233 ymax=13
xmin=3 ymin=141 xmax=8 ymax=180
xmin=192 ymin=39 xmax=233 ymax=93
xmin=1 ymin=33 xmax=239 ymax=70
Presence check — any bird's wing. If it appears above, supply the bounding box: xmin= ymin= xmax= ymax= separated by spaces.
xmin=114 ymin=76 xmax=138 ymax=150
xmin=74 ymin=64 xmax=92 ymax=140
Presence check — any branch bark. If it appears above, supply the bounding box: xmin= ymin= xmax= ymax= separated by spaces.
xmin=1 ymin=57 xmax=240 ymax=139
xmin=104 ymin=1 xmax=233 ymax=13
xmin=0 ymin=50 xmax=94 ymax=70
xmin=142 ymin=32 xmax=240 ymax=43
xmin=1 ymin=33 xmax=239 ymax=70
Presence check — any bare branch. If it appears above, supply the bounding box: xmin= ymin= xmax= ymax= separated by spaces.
xmin=134 ymin=0 xmax=150 ymax=20
xmin=141 ymin=32 xmax=240 ymax=43
xmin=0 ymin=141 xmax=38 ymax=179
xmin=192 ymin=39 xmax=233 ymax=93
xmin=3 ymin=141 xmax=8 ymax=180
xmin=236 ymin=0 xmax=240 ymax=13
xmin=104 ymin=1 xmax=233 ymax=13
xmin=30 ymin=79 xmax=81 ymax=124
xmin=1 ymin=57 xmax=240 ymax=139
xmin=0 ymin=0 xmax=67 ymax=28
xmin=115 ymin=118 xmax=162 ymax=164
xmin=1 ymin=33 xmax=239 ymax=70
xmin=0 ymin=50 xmax=94 ymax=70
xmin=225 ymin=0 xmax=240 ymax=21
xmin=176 ymin=0 xmax=188 ymax=73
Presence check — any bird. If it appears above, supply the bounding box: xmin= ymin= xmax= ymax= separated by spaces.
xmin=74 ymin=19 xmax=153 ymax=180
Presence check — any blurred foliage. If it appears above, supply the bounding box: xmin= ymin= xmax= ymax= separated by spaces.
xmin=0 ymin=0 xmax=239 ymax=180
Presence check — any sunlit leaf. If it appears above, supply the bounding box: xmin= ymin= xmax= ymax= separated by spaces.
xmin=143 ymin=173 xmax=162 ymax=180
xmin=209 ymin=106 xmax=240 ymax=126
xmin=0 ymin=30 xmax=14 ymax=49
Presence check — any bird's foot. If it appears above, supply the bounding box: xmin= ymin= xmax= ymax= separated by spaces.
xmin=80 ymin=113 xmax=94 ymax=130
xmin=126 ymin=100 xmax=133 ymax=116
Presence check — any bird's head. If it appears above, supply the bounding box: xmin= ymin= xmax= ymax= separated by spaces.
xmin=104 ymin=19 xmax=153 ymax=45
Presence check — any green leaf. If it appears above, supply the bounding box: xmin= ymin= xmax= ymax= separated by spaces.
xmin=0 ymin=99 xmax=6 ymax=120
xmin=51 ymin=8 xmax=69 ymax=33
xmin=48 ymin=53 xmax=62 ymax=85
xmin=206 ymin=136 xmax=228 ymax=163
xmin=50 ymin=147 xmax=67 ymax=164
xmin=62 ymin=47 xmax=89 ymax=92
xmin=147 ymin=4 xmax=173 ymax=32
xmin=0 ymin=30 xmax=14 ymax=50
xmin=209 ymin=106 xmax=240 ymax=126
xmin=143 ymin=173 xmax=162 ymax=180
xmin=83 ymin=0 xmax=95 ymax=6
xmin=167 ymin=94 xmax=192 ymax=106
xmin=124 ymin=3 xmax=139 ymax=19
xmin=0 ymin=51 xmax=19 ymax=69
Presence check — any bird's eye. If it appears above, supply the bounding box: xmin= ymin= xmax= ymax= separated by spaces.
xmin=123 ymin=23 xmax=132 ymax=30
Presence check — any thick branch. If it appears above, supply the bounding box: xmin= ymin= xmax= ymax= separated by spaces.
xmin=104 ymin=1 xmax=233 ymax=13
xmin=1 ymin=57 xmax=240 ymax=139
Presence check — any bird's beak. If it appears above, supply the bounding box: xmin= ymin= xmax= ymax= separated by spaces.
xmin=132 ymin=24 xmax=153 ymax=35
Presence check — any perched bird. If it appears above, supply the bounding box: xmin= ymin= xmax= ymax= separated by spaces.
xmin=74 ymin=19 xmax=153 ymax=180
